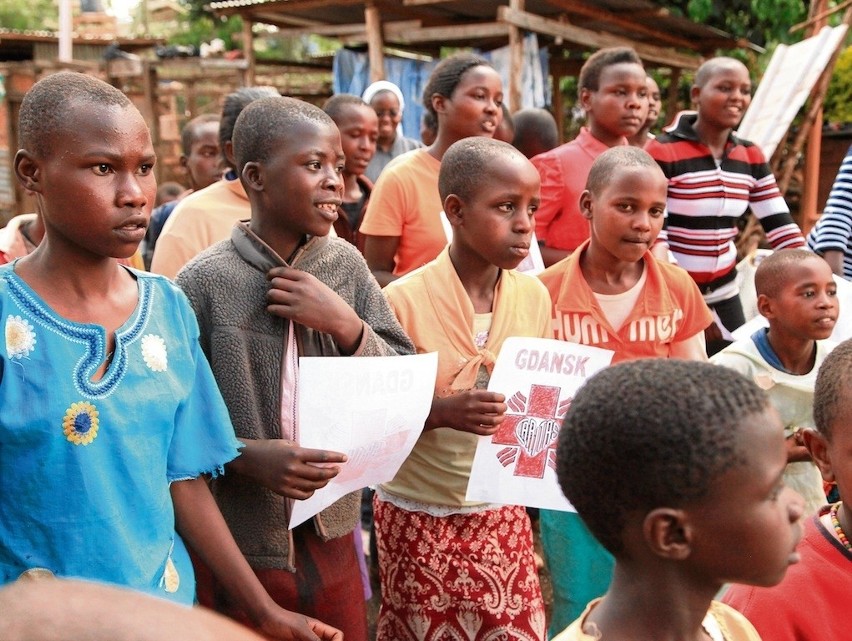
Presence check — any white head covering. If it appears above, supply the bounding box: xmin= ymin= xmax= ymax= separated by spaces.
xmin=362 ymin=80 xmax=405 ymax=112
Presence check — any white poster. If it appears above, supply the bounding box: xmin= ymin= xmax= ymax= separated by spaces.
xmin=466 ymin=337 xmax=613 ymax=511
xmin=737 ymin=24 xmax=848 ymax=158
xmin=289 ymin=352 xmax=438 ymax=528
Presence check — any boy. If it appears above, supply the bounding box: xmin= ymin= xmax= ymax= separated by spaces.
xmin=152 ymin=86 xmax=278 ymax=279
xmin=646 ymin=57 xmax=805 ymax=353
xmin=532 ymin=47 xmax=648 ymax=266
xmin=511 ymin=107 xmax=559 ymax=159
xmin=712 ymin=249 xmax=838 ymax=515
xmin=322 ymin=94 xmax=378 ymax=252
xmin=724 ymin=338 xmax=852 ymax=639
xmin=375 ymin=137 xmax=550 ymax=641
xmin=143 ymin=113 xmax=221 ymax=268
xmin=176 ymin=96 xmax=414 ymax=641
xmin=554 ymin=359 xmax=804 ymax=640
xmin=808 ymin=144 xmax=852 ymax=280
xmin=3 ymin=71 xmax=338 ymax=641
xmin=538 ymin=145 xmax=713 ymax=633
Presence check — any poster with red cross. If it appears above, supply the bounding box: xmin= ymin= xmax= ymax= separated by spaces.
xmin=466 ymin=337 xmax=613 ymax=511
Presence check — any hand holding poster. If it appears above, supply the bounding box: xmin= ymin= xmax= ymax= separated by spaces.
xmin=466 ymin=337 xmax=613 ymax=511
xmin=289 ymin=352 xmax=438 ymax=529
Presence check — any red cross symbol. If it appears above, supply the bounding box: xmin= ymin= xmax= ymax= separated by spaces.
xmin=491 ymin=384 xmax=571 ymax=478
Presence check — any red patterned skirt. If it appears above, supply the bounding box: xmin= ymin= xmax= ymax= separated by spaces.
xmin=374 ymin=496 xmax=546 ymax=641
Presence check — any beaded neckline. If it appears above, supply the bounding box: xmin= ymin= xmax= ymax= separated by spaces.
xmin=830 ymin=502 xmax=851 ymax=551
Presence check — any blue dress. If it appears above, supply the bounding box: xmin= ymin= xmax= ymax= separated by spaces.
xmin=0 ymin=264 xmax=241 ymax=604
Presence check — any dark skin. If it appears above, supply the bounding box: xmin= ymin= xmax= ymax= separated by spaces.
xmin=14 ymin=103 xmax=340 ymax=641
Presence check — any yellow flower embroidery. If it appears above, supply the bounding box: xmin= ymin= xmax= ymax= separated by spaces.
xmin=6 ymin=315 xmax=37 ymax=359
xmin=141 ymin=334 xmax=168 ymax=372
xmin=63 ymin=401 xmax=99 ymax=446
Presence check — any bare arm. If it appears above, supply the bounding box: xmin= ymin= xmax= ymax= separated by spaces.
xmin=823 ymin=249 xmax=846 ymax=277
xmin=170 ymin=479 xmax=342 ymax=641
xmin=669 ymin=332 xmax=708 ymax=361
xmin=363 ymin=234 xmax=400 ymax=286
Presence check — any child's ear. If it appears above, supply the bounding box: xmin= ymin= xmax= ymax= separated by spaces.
xmin=241 ymin=161 xmax=264 ymax=193
xmin=578 ymin=87 xmax=593 ymax=113
xmin=802 ymin=428 xmax=834 ymax=483
xmin=690 ymin=84 xmax=701 ymax=106
xmin=580 ymin=190 xmax=593 ymax=220
xmin=644 ymin=508 xmax=691 ymax=560
xmin=14 ymin=150 xmax=41 ymax=193
xmin=756 ymin=293 xmax=776 ymax=320
xmin=431 ymin=93 xmax=446 ymax=117
xmin=223 ymin=140 xmax=236 ymax=169
xmin=178 ymin=155 xmax=189 ymax=170
xmin=444 ymin=194 xmax=463 ymax=226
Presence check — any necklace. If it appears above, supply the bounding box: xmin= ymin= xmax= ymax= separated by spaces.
xmin=829 ymin=502 xmax=851 ymax=551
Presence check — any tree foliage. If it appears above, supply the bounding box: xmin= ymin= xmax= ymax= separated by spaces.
xmin=664 ymin=0 xmax=807 ymax=47
xmin=825 ymin=46 xmax=852 ymax=125
xmin=0 ymin=0 xmax=58 ymax=31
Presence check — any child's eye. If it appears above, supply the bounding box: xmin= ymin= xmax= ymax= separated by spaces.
xmin=650 ymin=208 xmax=665 ymax=217
xmin=802 ymin=290 xmax=815 ymax=298
xmin=138 ymin=164 xmax=153 ymax=176
xmin=497 ymin=203 xmax=515 ymax=214
xmin=306 ymin=161 xmax=321 ymax=170
xmin=828 ymin=288 xmax=838 ymax=297
xmin=336 ymin=164 xmax=345 ymax=174
xmin=93 ymin=164 xmax=111 ymax=176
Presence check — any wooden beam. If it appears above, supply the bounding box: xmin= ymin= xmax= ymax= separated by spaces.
xmin=266 ymin=19 xmax=421 ymax=38
xmin=382 ymin=21 xmax=507 ymax=44
xmin=664 ymin=66 xmax=681 ymax=126
xmin=401 ymin=0 xmax=455 ymax=5
xmin=213 ymin=0 xmax=363 ymax=17
xmin=545 ymin=0 xmax=697 ymax=51
xmin=508 ymin=0 xmax=524 ymax=112
xmin=365 ymin=2 xmax=385 ymax=82
xmin=249 ymin=12 xmax=322 ymax=28
xmin=498 ymin=6 xmax=700 ymax=69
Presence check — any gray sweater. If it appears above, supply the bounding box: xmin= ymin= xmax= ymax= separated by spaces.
xmin=176 ymin=223 xmax=414 ymax=570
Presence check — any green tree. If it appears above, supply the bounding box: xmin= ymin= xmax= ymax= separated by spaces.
xmin=0 ymin=0 xmax=58 ymax=31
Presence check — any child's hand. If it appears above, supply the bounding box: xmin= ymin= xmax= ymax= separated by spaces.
xmin=234 ymin=439 xmax=346 ymax=500
xmin=786 ymin=430 xmax=812 ymax=463
xmin=266 ymin=267 xmax=364 ymax=354
xmin=256 ymin=606 xmax=343 ymax=641
xmin=427 ymin=390 xmax=507 ymax=435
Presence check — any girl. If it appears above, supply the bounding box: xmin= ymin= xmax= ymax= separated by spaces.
xmin=1 ymin=71 xmax=339 ymax=641
xmin=360 ymin=54 xmax=504 ymax=286
xmin=361 ymin=80 xmax=422 ymax=183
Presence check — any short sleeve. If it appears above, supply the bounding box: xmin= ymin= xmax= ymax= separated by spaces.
xmin=360 ymin=164 xmax=409 ymax=237
xmin=531 ymin=151 xmax=565 ymax=241
xmin=167 ymin=297 xmax=241 ymax=482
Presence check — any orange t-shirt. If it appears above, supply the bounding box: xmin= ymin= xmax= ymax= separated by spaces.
xmin=360 ymin=149 xmax=447 ymax=276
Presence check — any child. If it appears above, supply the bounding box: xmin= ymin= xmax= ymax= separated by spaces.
xmin=512 ymin=107 xmax=560 ymax=159
xmin=361 ymin=80 xmax=423 ymax=183
xmin=374 ymin=137 xmax=550 ymax=641
xmin=175 ymin=96 xmax=414 ymax=641
xmin=322 ymin=94 xmax=379 ymax=252
xmin=724 ymin=338 xmax=852 ymax=639
xmin=712 ymin=249 xmax=838 ymax=516
xmin=538 ymin=145 xmax=713 ymax=633
xmin=151 ymin=86 xmax=279 ymax=279
xmin=532 ymin=47 xmax=648 ymax=266
xmin=1 ymin=72 xmax=339 ymax=641
xmin=627 ymin=76 xmax=661 ymax=148
xmin=554 ymin=359 xmax=804 ymax=641
xmin=143 ymin=113 xmax=221 ymax=268
xmin=807 ymin=143 xmax=852 ymax=280
xmin=360 ymin=53 xmax=504 ymax=285
xmin=646 ymin=57 xmax=806 ymax=354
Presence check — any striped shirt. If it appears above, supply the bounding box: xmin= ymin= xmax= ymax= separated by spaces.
xmin=807 ymin=144 xmax=852 ymax=280
xmin=647 ymin=113 xmax=804 ymax=290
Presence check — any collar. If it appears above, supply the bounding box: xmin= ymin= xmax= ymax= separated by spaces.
xmin=230 ymin=222 xmax=328 ymax=272
xmin=665 ymin=111 xmax=743 ymax=147
xmin=553 ymin=240 xmax=679 ymax=318
xmin=575 ymin=126 xmax=627 ymax=156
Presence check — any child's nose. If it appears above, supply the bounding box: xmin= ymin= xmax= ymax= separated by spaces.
xmin=117 ymin=174 xmax=148 ymax=208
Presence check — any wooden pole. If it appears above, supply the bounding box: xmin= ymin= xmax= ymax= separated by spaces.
xmin=799 ymin=0 xmax=828 ymax=235
xmin=365 ymin=3 xmax=385 ymax=82
xmin=242 ymin=18 xmax=255 ymax=86
xmin=508 ymin=0 xmax=524 ymax=112
xmin=665 ymin=67 xmax=681 ymax=127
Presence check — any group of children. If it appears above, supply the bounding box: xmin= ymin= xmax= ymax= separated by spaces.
xmin=0 ymin=40 xmax=844 ymax=641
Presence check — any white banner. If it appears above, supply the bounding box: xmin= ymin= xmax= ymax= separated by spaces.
xmin=466 ymin=337 xmax=613 ymax=511
xmin=289 ymin=352 xmax=438 ymax=528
